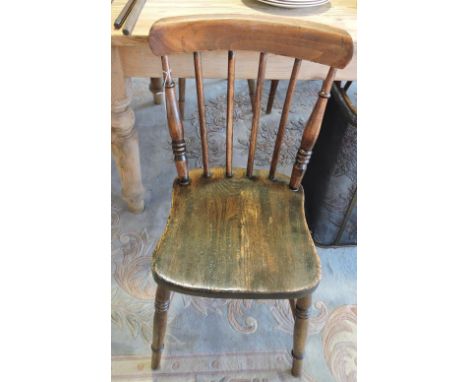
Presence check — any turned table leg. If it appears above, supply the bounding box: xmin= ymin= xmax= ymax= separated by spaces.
xmin=291 ymin=294 xmax=312 ymax=377
xmin=151 ymin=285 xmax=171 ymax=369
xmin=149 ymin=77 xmax=163 ymax=105
xmin=112 ymin=47 xmax=145 ymax=213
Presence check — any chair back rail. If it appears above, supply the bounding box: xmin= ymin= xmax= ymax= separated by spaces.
xmin=150 ymin=15 xmax=353 ymax=189
xmin=149 ymin=14 xmax=353 ymax=68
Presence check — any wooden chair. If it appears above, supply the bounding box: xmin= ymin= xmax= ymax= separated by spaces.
xmin=148 ymin=14 xmax=353 ymax=377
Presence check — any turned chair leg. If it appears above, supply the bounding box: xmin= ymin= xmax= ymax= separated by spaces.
xmin=291 ymin=294 xmax=312 ymax=377
xmin=151 ymin=285 xmax=171 ymax=370
xmin=178 ymin=78 xmax=186 ymax=119
xmin=266 ymin=80 xmax=279 ymax=114
xmin=149 ymin=77 xmax=163 ymax=105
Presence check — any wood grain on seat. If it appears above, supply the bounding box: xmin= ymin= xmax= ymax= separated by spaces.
xmin=153 ymin=168 xmax=321 ymax=299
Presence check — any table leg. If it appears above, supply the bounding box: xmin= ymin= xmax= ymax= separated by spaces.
xmin=149 ymin=77 xmax=163 ymax=105
xmin=112 ymin=47 xmax=145 ymax=213
xmin=291 ymin=294 xmax=312 ymax=377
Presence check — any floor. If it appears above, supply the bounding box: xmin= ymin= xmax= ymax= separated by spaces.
xmin=112 ymin=77 xmax=357 ymax=381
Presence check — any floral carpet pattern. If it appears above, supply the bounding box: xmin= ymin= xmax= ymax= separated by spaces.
xmin=112 ymin=78 xmax=357 ymax=381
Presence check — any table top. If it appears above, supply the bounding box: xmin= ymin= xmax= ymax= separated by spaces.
xmin=111 ymin=0 xmax=356 ymax=47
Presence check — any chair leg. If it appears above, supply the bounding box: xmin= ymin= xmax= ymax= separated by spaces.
xmin=291 ymin=294 xmax=312 ymax=377
xmin=151 ymin=285 xmax=171 ymax=370
xmin=178 ymin=78 xmax=186 ymax=119
xmin=266 ymin=80 xmax=279 ymax=114
xmin=149 ymin=77 xmax=163 ymax=105
xmin=247 ymin=79 xmax=256 ymax=110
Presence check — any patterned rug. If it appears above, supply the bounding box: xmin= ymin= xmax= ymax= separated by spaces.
xmin=112 ymin=77 xmax=357 ymax=381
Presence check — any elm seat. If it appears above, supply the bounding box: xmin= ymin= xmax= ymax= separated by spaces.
xmin=152 ymin=167 xmax=321 ymax=299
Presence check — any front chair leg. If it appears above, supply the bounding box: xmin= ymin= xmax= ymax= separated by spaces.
xmin=291 ymin=294 xmax=312 ymax=377
xmin=247 ymin=79 xmax=256 ymax=110
xmin=151 ymin=285 xmax=171 ymax=370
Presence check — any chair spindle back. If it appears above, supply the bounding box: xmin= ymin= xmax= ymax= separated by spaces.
xmin=149 ymin=15 xmax=353 ymax=190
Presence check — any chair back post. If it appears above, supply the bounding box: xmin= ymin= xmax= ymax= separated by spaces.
xmin=161 ymin=55 xmax=190 ymax=185
xmin=289 ymin=67 xmax=337 ymax=190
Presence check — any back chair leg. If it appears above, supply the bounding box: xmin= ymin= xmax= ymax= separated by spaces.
xmin=291 ymin=294 xmax=312 ymax=377
xmin=151 ymin=285 xmax=171 ymax=370
xmin=178 ymin=78 xmax=186 ymax=119
xmin=149 ymin=77 xmax=163 ymax=105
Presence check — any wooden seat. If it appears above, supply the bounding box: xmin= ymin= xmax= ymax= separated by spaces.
xmin=154 ymin=167 xmax=320 ymax=299
xmin=147 ymin=14 xmax=353 ymax=377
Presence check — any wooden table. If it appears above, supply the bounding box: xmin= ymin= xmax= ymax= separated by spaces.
xmin=111 ymin=0 xmax=356 ymax=212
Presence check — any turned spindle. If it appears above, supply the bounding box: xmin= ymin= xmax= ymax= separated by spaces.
xmin=149 ymin=77 xmax=163 ymax=104
xmin=161 ymin=55 xmax=190 ymax=185
xmin=289 ymin=67 xmax=336 ymax=190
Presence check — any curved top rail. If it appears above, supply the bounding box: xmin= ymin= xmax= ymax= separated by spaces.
xmin=149 ymin=14 xmax=353 ymax=69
